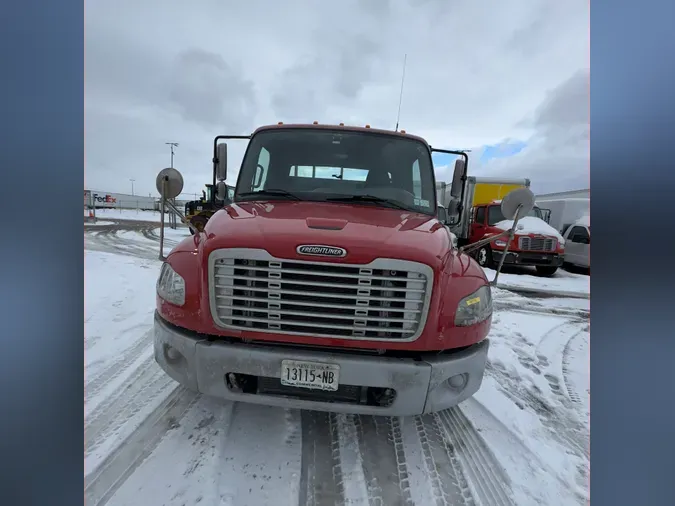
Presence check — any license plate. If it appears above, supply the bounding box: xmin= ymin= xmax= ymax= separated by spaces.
xmin=280 ymin=360 xmax=340 ymax=391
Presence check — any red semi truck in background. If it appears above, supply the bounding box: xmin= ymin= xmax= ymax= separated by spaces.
xmin=438 ymin=176 xmax=564 ymax=276
xmin=468 ymin=200 xmax=564 ymax=276
xmin=153 ymin=123 xmax=529 ymax=416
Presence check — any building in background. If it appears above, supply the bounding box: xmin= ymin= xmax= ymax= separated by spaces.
xmin=535 ymin=188 xmax=590 ymax=201
xmin=535 ymin=188 xmax=590 ymax=234
xmin=85 ymin=190 xmax=190 ymax=211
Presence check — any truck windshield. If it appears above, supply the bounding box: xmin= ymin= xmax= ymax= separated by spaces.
xmin=235 ymin=128 xmax=436 ymax=215
xmin=487 ymin=204 xmax=543 ymax=226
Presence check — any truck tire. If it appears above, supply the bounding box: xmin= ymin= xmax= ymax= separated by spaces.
xmin=536 ymin=265 xmax=558 ymax=277
xmin=476 ymin=246 xmax=494 ymax=269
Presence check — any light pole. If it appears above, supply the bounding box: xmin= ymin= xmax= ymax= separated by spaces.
xmin=165 ymin=142 xmax=179 ymax=168
xmin=129 ymin=178 xmax=135 ymax=196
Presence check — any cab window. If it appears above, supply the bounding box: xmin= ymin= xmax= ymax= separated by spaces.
xmin=569 ymin=226 xmax=590 ymax=244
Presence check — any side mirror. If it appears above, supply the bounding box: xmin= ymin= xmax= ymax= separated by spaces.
xmin=215 ymin=143 xmax=228 ymax=182
xmin=215 ymin=181 xmax=229 ymax=202
xmin=500 ymin=187 xmax=535 ymax=220
xmin=449 ymin=159 xmax=465 ymax=198
xmin=446 ymin=198 xmax=460 ymax=223
xmin=437 ymin=206 xmax=448 ymax=224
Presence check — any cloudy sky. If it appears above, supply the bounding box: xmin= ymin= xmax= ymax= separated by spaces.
xmin=85 ymin=0 xmax=589 ymax=199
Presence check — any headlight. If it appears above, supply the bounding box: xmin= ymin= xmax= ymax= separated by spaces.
xmin=157 ymin=262 xmax=186 ymax=306
xmin=493 ymin=239 xmax=507 ymax=247
xmin=559 ymin=238 xmax=565 ymax=247
xmin=455 ymin=285 xmax=492 ymax=327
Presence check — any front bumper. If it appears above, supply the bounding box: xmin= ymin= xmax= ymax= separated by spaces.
xmin=154 ymin=312 xmax=489 ymax=416
xmin=492 ymin=250 xmax=563 ymax=267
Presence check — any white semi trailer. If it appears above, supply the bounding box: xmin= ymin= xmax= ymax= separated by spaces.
xmin=536 ymin=198 xmax=590 ymax=234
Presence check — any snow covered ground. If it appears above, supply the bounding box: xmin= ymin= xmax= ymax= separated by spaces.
xmin=86 ymin=208 xmax=167 ymax=223
xmin=485 ymin=267 xmax=590 ymax=298
xmin=84 ymin=222 xmax=590 ymax=506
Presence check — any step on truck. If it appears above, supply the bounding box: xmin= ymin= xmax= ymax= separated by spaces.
xmin=153 ymin=123 xmax=532 ymax=416
xmin=439 ymin=176 xmax=565 ymax=276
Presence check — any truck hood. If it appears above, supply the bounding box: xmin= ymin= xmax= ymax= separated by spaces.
xmin=202 ymin=200 xmax=452 ymax=266
xmin=493 ymin=216 xmax=564 ymax=242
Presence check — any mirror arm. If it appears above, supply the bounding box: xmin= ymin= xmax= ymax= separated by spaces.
xmin=491 ymin=204 xmax=524 ymax=286
xmin=459 ymin=228 xmax=513 ymax=254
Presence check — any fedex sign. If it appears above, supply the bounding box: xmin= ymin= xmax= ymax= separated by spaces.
xmin=93 ymin=193 xmax=117 ymax=204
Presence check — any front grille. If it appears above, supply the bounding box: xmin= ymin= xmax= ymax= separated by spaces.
xmin=208 ymin=249 xmax=433 ymax=342
xmin=518 ymin=236 xmax=556 ymax=252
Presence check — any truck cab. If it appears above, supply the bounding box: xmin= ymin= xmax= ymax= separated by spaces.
xmin=153 ymin=123 xmax=498 ymax=416
xmin=562 ymin=217 xmax=590 ymax=270
xmin=469 ymin=201 xmax=564 ymax=276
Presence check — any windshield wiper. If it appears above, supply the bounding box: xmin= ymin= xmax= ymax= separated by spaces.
xmin=237 ymin=189 xmax=301 ymax=201
xmin=325 ymin=194 xmax=410 ymax=211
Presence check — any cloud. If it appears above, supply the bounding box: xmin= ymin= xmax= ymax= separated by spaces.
xmin=166 ymin=49 xmax=257 ymax=131
xmin=472 ymin=68 xmax=590 ymax=194
xmin=85 ymin=0 xmax=589 ymax=198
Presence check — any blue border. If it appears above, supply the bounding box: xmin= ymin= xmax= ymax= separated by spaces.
xmin=0 ymin=0 xmax=83 ymax=503
xmin=591 ymin=1 xmax=675 ymax=505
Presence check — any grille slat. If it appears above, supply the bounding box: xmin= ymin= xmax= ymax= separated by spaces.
xmin=518 ymin=236 xmax=556 ymax=252
xmin=215 ymin=304 xmax=417 ymax=323
xmin=215 ymin=274 xmax=424 ymax=293
xmin=215 ymin=295 xmax=422 ymax=313
xmin=214 ymin=288 xmax=418 ymax=303
xmin=209 ymin=249 xmax=432 ymax=342
xmin=216 ymin=264 xmax=417 ymax=282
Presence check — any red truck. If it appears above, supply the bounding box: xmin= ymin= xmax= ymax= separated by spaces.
xmin=154 ymin=123 xmax=523 ymax=416
xmin=468 ymin=200 xmax=564 ymax=277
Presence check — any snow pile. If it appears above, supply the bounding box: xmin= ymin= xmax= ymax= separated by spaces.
xmin=483 ymin=266 xmax=590 ymax=296
xmin=84 ymin=220 xmax=116 ymax=226
xmin=85 ymin=208 xmax=168 ymax=223
xmin=494 ymin=216 xmax=564 ymax=242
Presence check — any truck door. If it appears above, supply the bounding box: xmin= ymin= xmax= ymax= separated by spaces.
xmin=469 ymin=206 xmax=487 ymax=244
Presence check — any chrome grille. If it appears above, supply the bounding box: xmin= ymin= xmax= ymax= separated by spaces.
xmin=208 ymin=249 xmax=433 ymax=342
xmin=518 ymin=236 xmax=556 ymax=252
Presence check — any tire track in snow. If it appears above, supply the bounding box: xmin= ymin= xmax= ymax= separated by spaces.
xmin=497 ymin=285 xmax=590 ymax=300
xmin=414 ymin=414 xmax=473 ymax=506
xmin=354 ymin=415 xmax=414 ymax=506
xmin=561 ymin=328 xmax=588 ymax=407
xmin=85 ymin=328 xmax=153 ymax=407
xmin=438 ymin=408 xmax=514 ymax=506
xmin=487 ymin=360 xmax=589 ymax=460
xmin=535 ymin=322 xmax=590 ymax=454
xmin=493 ymin=300 xmax=589 ymax=320
xmin=485 ymin=316 xmax=590 ymax=462
xmin=459 ymin=397 xmax=586 ymax=505
xmin=84 ymin=386 xmax=200 ymax=506
xmin=85 ymin=222 xmax=165 ymax=260
xmin=85 ymin=354 xmax=177 ymax=466
xmin=299 ymin=410 xmax=346 ymax=506
xmin=214 ymin=403 xmax=303 ymax=506
xmin=334 ymin=414 xmax=370 ymax=505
